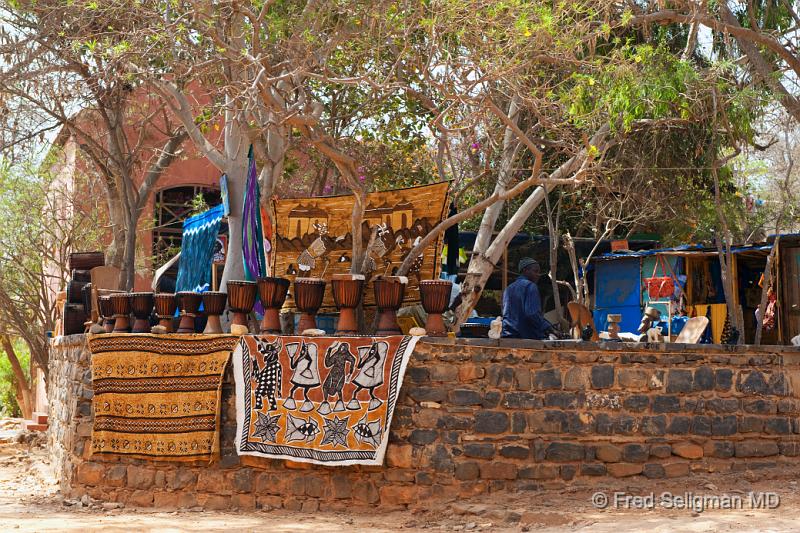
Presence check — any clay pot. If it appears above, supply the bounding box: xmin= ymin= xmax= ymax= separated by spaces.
xmin=129 ymin=292 xmax=154 ymax=333
xmin=202 ymin=292 xmax=228 ymax=334
xmin=420 ymin=280 xmax=452 ymax=337
xmin=110 ymin=293 xmax=132 ymax=333
xmin=98 ymin=296 xmax=115 ymax=333
xmin=154 ymin=293 xmax=177 ymax=333
xmin=257 ymin=277 xmax=290 ymax=334
xmin=331 ymin=274 xmax=364 ymax=335
xmin=373 ymin=276 xmax=406 ymax=335
xmin=227 ymin=280 xmax=257 ymax=329
xmin=294 ymin=277 xmax=326 ymax=333
xmin=177 ymin=291 xmax=202 ymax=333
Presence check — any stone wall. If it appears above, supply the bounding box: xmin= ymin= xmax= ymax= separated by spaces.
xmin=49 ymin=336 xmax=800 ymax=510
xmin=47 ymin=334 xmax=93 ymax=493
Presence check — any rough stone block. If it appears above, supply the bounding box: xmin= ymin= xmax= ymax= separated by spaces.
xmin=352 ymin=481 xmax=380 ymax=504
xmin=618 ymin=368 xmax=649 ymax=390
xmin=231 ymin=493 xmax=256 ymax=511
xmin=672 ymin=442 xmax=703 ymax=459
xmin=580 ymin=463 xmax=607 ymax=476
xmin=429 ymin=364 xmax=459 ymax=382
xmin=744 ymin=399 xmax=776 ymax=414
xmin=666 ymin=369 xmax=693 ymax=393
xmin=534 ymin=369 xmax=562 ymax=390
xmin=545 ymin=442 xmax=584 ymax=462
xmin=459 ymin=365 xmax=485 ymax=382
xmin=607 ymin=463 xmax=643 ymax=477
xmin=590 ymin=366 xmax=614 ymax=389
xmin=106 ymin=465 xmax=127 ymax=487
xmin=735 ymin=440 xmax=779 ymax=458
xmin=463 ymin=443 xmax=495 ymax=459
xmin=643 ymin=463 xmax=665 ymax=479
xmin=650 ymin=444 xmax=672 ymax=458
xmin=75 ymin=462 xmax=104 ymax=486
xmin=691 ymin=415 xmax=712 ymax=436
xmin=663 ymin=462 xmax=690 ymax=478
xmin=704 ymin=441 xmax=734 ymax=458
xmin=166 ymin=469 xmax=198 ymax=490
xmin=502 ymin=392 xmax=543 ymax=409
xmin=408 ymin=386 xmax=447 ymax=403
xmin=379 ymin=485 xmax=419 ymax=505
xmin=511 ymin=412 xmax=527 ymax=434
xmin=652 ymin=395 xmax=681 ymax=413
xmin=128 ymin=490 xmax=155 ymax=507
xmin=479 ymin=462 xmax=518 ymax=480
xmin=613 ymin=415 xmax=638 ymax=435
xmin=711 ymin=415 xmax=737 ymax=436
xmin=706 ymin=398 xmax=739 ymax=413
xmin=409 ymin=429 xmax=438 ymax=445
xmin=738 ymin=371 xmax=768 ymax=395
xmin=544 ymin=392 xmax=581 ymax=409
xmin=196 ymin=470 xmax=228 ymax=494
xmin=454 ymin=462 xmax=480 ymax=481
xmin=641 ymin=415 xmax=667 ymax=436
xmin=765 ymin=417 xmax=792 ymax=434
xmin=693 ymin=367 xmax=715 ymax=391
xmin=449 ymin=389 xmax=482 ymax=406
xmin=622 ymin=443 xmax=649 ymax=463
xmin=595 ymin=444 xmax=622 ymax=463
xmin=738 ymin=415 xmax=763 ymax=433
xmin=714 ymin=369 xmax=733 ymax=391
xmin=667 ymin=416 xmax=691 ymax=435
xmin=527 ymin=411 xmax=565 ymax=434
xmin=563 ymin=367 xmax=588 ymax=390
xmin=386 ymin=444 xmax=415 ymax=468
xmin=499 ymin=445 xmax=530 ymax=459
xmin=623 ymin=395 xmax=650 ymax=412
xmin=518 ymin=464 xmax=559 ymax=479
xmin=474 ymin=411 xmax=509 ymax=434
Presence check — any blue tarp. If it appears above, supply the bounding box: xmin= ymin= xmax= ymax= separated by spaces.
xmin=593 ymin=257 xmax=642 ymax=333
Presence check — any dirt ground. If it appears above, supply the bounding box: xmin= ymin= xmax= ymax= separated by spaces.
xmin=1 ymin=422 xmax=799 ymax=532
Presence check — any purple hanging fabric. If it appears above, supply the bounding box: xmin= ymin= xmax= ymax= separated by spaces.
xmin=242 ymin=146 xmax=266 ymax=314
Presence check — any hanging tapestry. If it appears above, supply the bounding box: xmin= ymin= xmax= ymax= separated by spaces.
xmin=176 ymin=204 xmax=225 ymax=292
xmin=88 ymin=334 xmax=238 ymax=462
xmin=243 ymin=146 xmax=266 ymax=282
xmin=233 ymin=334 xmax=419 ymax=466
xmin=272 ymin=182 xmax=449 ymax=311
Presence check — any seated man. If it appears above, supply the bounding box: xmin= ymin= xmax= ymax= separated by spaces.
xmin=502 ymin=258 xmax=555 ymax=340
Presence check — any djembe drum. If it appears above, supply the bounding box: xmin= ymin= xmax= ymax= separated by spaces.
xmin=202 ymin=292 xmax=228 ymax=334
xmin=98 ymin=295 xmax=115 ymax=333
xmin=227 ymin=280 xmax=257 ymax=328
xmin=294 ymin=277 xmax=326 ymax=333
xmin=420 ymin=280 xmax=452 ymax=336
xmin=110 ymin=293 xmax=132 ymax=333
xmin=257 ymin=277 xmax=290 ymax=334
xmin=176 ymin=291 xmax=202 ymax=333
xmin=331 ymin=274 xmax=364 ymax=335
xmin=154 ymin=293 xmax=177 ymax=332
xmin=374 ymin=276 xmax=406 ymax=335
xmin=130 ymin=292 xmax=154 ymax=333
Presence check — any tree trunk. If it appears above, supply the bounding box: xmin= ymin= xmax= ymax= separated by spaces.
xmin=456 ymin=184 xmax=550 ymax=324
xmin=220 ymin=161 xmax=247 ymax=291
xmin=1 ymin=335 xmax=32 ymax=419
xmin=754 ymin=236 xmax=779 ymax=345
xmin=472 ymin=97 xmax=520 ymax=255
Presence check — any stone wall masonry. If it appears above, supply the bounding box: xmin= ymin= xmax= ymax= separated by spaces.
xmin=49 ymin=336 xmax=800 ymax=510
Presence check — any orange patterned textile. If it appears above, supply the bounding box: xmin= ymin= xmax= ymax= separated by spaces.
xmin=88 ymin=334 xmax=238 ymax=462
xmin=271 ymin=182 xmax=449 ymax=311
xmin=233 ymin=334 xmax=419 ymax=465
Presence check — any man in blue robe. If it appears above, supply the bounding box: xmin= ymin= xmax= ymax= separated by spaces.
xmin=502 ymin=258 xmax=555 ymax=340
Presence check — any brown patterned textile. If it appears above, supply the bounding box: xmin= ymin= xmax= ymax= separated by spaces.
xmin=272 ymin=182 xmax=449 ymax=311
xmin=88 ymin=334 xmax=238 ymax=462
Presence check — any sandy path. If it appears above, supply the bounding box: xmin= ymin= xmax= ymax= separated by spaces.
xmin=1 ymin=431 xmax=799 ymax=532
